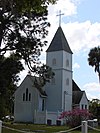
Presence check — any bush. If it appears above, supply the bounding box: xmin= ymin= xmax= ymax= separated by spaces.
xmin=59 ymin=108 xmax=92 ymax=128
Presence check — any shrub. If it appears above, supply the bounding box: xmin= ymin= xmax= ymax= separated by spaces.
xmin=59 ymin=108 xmax=92 ymax=128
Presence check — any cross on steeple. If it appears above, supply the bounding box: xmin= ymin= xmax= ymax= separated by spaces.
xmin=56 ymin=10 xmax=64 ymax=27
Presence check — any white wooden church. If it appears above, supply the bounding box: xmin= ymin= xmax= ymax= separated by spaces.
xmin=14 ymin=26 xmax=89 ymax=125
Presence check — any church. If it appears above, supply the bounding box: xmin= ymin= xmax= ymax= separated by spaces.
xmin=14 ymin=26 xmax=89 ymax=125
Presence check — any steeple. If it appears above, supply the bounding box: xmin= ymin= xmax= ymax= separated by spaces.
xmin=46 ymin=26 xmax=73 ymax=54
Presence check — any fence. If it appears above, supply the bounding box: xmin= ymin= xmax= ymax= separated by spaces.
xmin=0 ymin=120 xmax=100 ymax=133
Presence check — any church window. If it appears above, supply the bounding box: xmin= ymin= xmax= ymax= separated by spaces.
xmin=51 ymin=77 xmax=55 ymax=85
xmin=42 ymin=99 xmax=45 ymax=111
xmin=23 ymin=93 xmax=25 ymax=101
xmin=66 ymin=59 xmax=69 ymax=67
xmin=81 ymin=104 xmax=84 ymax=109
xmin=85 ymin=105 xmax=87 ymax=109
xmin=23 ymin=88 xmax=31 ymax=102
xmin=52 ymin=58 xmax=56 ymax=66
xmin=66 ymin=78 xmax=69 ymax=85
xmin=29 ymin=93 xmax=31 ymax=101
xmin=26 ymin=88 xmax=28 ymax=101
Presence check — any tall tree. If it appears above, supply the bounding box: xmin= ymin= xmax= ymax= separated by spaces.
xmin=0 ymin=0 xmax=57 ymax=117
xmin=88 ymin=46 xmax=100 ymax=82
xmin=0 ymin=54 xmax=24 ymax=118
xmin=0 ymin=0 xmax=57 ymax=71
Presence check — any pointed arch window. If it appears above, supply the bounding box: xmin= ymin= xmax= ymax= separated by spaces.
xmin=52 ymin=58 xmax=56 ymax=66
xmin=42 ymin=99 xmax=45 ymax=111
xmin=26 ymin=88 xmax=28 ymax=101
xmin=29 ymin=93 xmax=31 ymax=101
xmin=66 ymin=59 xmax=69 ymax=67
xmin=23 ymin=93 xmax=25 ymax=101
xmin=51 ymin=77 xmax=55 ymax=85
xmin=22 ymin=88 xmax=31 ymax=101
xmin=66 ymin=78 xmax=69 ymax=85
xmin=85 ymin=105 xmax=87 ymax=109
xmin=81 ymin=104 xmax=84 ymax=109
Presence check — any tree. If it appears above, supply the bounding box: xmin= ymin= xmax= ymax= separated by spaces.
xmin=0 ymin=54 xmax=24 ymax=118
xmin=0 ymin=0 xmax=56 ymax=88
xmin=0 ymin=0 xmax=57 ymax=71
xmin=59 ymin=108 xmax=92 ymax=128
xmin=0 ymin=0 xmax=56 ymax=118
xmin=88 ymin=46 xmax=100 ymax=82
xmin=89 ymin=99 xmax=100 ymax=121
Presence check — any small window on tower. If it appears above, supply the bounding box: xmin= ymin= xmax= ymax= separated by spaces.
xmin=52 ymin=58 xmax=56 ymax=66
xmin=66 ymin=78 xmax=69 ymax=85
xmin=51 ymin=77 xmax=55 ymax=85
xmin=66 ymin=59 xmax=69 ymax=67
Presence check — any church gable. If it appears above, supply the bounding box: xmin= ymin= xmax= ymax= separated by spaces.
xmin=15 ymin=75 xmax=47 ymax=110
xmin=72 ymin=80 xmax=89 ymax=110
xmin=80 ymin=91 xmax=89 ymax=109
xmin=15 ymin=75 xmax=32 ymax=94
xmin=15 ymin=75 xmax=34 ymax=103
xmin=14 ymin=75 xmax=47 ymax=122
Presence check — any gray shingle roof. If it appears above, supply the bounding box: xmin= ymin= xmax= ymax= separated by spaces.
xmin=72 ymin=91 xmax=84 ymax=105
xmin=72 ymin=80 xmax=81 ymax=91
xmin=72 ymin=80 xmax=86 ymax=105
xmin=46 ymin=26 xmax=73 ymax=53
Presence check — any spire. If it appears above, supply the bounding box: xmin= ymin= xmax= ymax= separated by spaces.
xmin=46 ymin=26 xmax=73 ymax=54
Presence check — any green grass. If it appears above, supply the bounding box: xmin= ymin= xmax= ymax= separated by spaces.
xmin=2 ymin=123 xmax=69 ymax=133
xmin=2 ymin=122 xmax=100 ymax=133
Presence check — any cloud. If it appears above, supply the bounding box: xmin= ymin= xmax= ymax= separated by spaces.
xmin=48 ymin=0 xmax=79 ymax=17
xmin=49 ymin=21 xmax=100 ymax=54
xmin=83 ymin=82 xmax=100 ymax=100
xmin=46 ymin=0 xmax=80 ymax=44
xmin=73 ymin=62 xmax=80 ymax=69
xmin=47 ymin=0 xmax=100 ymax=54
xmin=63 ymin=21 xmax=100 ymax=53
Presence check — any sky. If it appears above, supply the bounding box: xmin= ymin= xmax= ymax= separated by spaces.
xmin=19 ymin=0 xmax=100 ymax=100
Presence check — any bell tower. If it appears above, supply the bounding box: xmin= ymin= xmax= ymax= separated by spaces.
xmin=45 ymin=26 xmax=73 ymax=112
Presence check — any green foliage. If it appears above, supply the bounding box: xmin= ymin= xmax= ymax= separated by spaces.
xmin=88 ymin=46 xmax=100 ymax=81
xmin=89 ymin=99 xmax=100 ymax=121
xmin=0 ymin=0 xmax=56 ymax=118
xmin=34 ymin=64 xmax=55 ymax=88
xmin=0 ymin=54 xmax=24 ymax=118
xmin=0 ymin=0 xmax=57 ymax=71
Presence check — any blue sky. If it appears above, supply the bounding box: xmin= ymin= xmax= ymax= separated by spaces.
xmin=20 ymin=0 xmax=100 ymax=100
xmin=77 ymin=0 xmax=100 ymax=23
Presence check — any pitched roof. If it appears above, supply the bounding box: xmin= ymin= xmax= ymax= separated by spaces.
xmin=72 ymin=80 xmax=84 ymax=104
xmin=28 ymin=75 xmax=47 ymax=97
xmin=72 ymin=80 xmax=88 ymax=105
xmin=72 ymin=80 xmax=81 ymax=91
xmin=46 ymin=26 xmax=73 ymax=53
xmin=72 ymin=91 xmax=84 ymax=105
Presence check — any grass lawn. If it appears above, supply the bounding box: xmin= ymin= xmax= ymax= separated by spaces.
xmin=2 ymin=122 xmax=100 ymax=133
